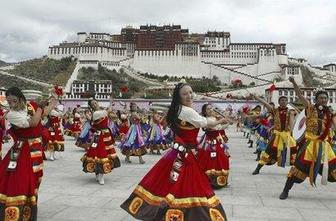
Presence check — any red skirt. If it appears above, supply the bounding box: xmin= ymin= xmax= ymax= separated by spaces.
xmin=47 ymin=126 xmax=65 ymax=152
xmin=120 ymin=149 xmax=227 ymax=220
xmin=41 ymin=127 xmax=51 ymax=160
xmin=70 ymin=122 xmax=81 ymax=137
xmin=0 ymin=138 xmax=44 ymax=221
xmin=81 ymin=128 xmax=120 ymax=174
xmin=198 ymin=142 xmax=230 ymax=189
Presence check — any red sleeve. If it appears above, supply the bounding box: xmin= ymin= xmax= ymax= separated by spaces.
xmin=29 ymin=101 xmax=44 ymax=115
xmin=0 ymin=110 xmax=5 ymax=129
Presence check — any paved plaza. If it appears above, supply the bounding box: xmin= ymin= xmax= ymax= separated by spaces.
xmin=4 ymin=127 xmax=336 ymax=221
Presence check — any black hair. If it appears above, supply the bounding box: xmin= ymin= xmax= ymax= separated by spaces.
xmin=72 ymin=108 xmax=77 ymax=116
xmin=269 ymin=102 xmax=275 ymax=106
xmin=278 ymin=96 xmax=287 ymax=102
xmin=116 ymin=110 xmax=122 ymax=120
xmin=130 ymin=102 xmax=137 ymax=112
xmin=87 ymin=98 xmax=97 ymax=113
xmin=315 ymin=91 xmax=328 ymax=100
xmin=5 ymin=87 xmax=26 ymax=103
xmin=201 ymin=103 xmax=211 ymax=117
xmin=166 ymin=83 xmax=189 ymax=133
xmin=253 ymin=105 xmax=261 ymax=111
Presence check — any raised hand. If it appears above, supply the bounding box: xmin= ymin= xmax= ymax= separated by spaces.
xmin=48 ymin=97 xmax=58 ymax=110
xmin=288 ymin=77 xmax=295 ymax=84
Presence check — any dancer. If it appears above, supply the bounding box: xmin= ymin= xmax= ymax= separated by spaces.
xmin=251 ymin=94 xmax=297 ymax=175
xmin=69 ymin=107 xmax=82 ymax=138
xmin=119 ymin=103 xmax=147 ymax=164
xmin=254 ymin=116 xmax=271 ymax=161
xmin=140 ymin=112 xmax=151 ymax=138
xmin=118 ymin=111 xmax=129 ymax=141
xmin=46 ymin=105 xmax=65 ymax=161
xmin=198 ymin=103 xmax=231 ymax=189
xmin=162 ymin=114 xmax=174 ymax=148
xmin=108 ymin=110 xmax=120 ymax=140
xmin=75 ymin=109 xmax=92 ymax=150
xmin=62 ymin=110 xmax=71 ymax=136
xmin=236 ymin=110 xmax=243 ymax=132
xmin=279 ymin=77 xmax=336 ymax=199
xmin=81 ymin=99 xmax=121 ymax=185
xmin=243 ymin=105 xmax=261 ymax=148
xmin=146 ymin=110 xmax=167 ymax=155
xmin=0 ymin=87 xmax=57 ymax=220
xmin=121 ymin=82 xmax=227 ymax=221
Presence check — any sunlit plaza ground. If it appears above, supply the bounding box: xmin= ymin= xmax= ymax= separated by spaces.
xmin=3 ymin=127 xmax=336 ymax=221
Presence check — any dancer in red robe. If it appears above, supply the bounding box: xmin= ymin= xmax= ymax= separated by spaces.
xmin=198 ymin=103 xmax=230 ymax=189
xmin=121 ymin=82 xmax=228 ymax=221
xmin=46 ymin=106 xmax=65 ymax=161
xmin=0 ymin=87 xmax=57 ymax=221
xmin=81 ymin=99 xmax=121 ymax=185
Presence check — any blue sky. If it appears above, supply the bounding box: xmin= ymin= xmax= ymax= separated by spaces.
xmin=0 ymin=0 xmax=335 ymax=65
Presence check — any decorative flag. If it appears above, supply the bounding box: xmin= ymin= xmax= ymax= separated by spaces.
xmin=268 ymin=81 xmax=276 ymax=102
xmin=268 ymin=83 xmax=276 ymax=93
xmin=242 ymin=105 xmax=249 ymax=114
xmin=120 ymin=86 xmax=128 ymax=93
xmin=54 ymin=85 xmax=63 ymax=97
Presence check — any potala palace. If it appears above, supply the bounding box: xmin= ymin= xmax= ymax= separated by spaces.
xmin=47 ymin=24 xmax=336 ymax=103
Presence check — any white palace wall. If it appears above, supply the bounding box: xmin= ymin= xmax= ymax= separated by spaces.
xmin=257 ymin=48 xmax=282 ymax=76
xmin=131 ymin=48 xmax=285 ymax=85
xmin=48 ymin=40 xmax=287 ymax=86
xmin=48 ymin=46 xmax=127 ymax=62
xmin=132 ymin=53 xmax=209 ymax=79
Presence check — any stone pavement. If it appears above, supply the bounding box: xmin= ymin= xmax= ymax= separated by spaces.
xmin=4 ymin=127 xmax=336 ymax=221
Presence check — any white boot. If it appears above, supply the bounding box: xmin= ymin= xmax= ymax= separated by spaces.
xmin=98 ymin=174 xmax=105 ymax=185
xmin=53 ymin=151 xmax=57 ymax=160
xmin=95 ymin=174 xmax=99 ymax=182
xmin=50 ymin=152 xmax=55 ymax=161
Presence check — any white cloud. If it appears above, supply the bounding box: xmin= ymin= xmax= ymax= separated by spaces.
xmin=0 ymin=0 xmax=335 ymax=65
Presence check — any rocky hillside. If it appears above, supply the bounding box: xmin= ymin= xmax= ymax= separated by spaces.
xmin=8 ymin=57 xmax=76 ymax=86
xmin=0 ymin=74 xmax=46 ymax=91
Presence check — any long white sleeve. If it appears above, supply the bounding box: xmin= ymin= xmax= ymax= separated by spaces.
xmin=178 ymin=106 xmax=207 ymax=128
xmin=206 ymin=116 xmax=228 ymax=130
xmin=6 ymin=109 xmax=30 ymax=128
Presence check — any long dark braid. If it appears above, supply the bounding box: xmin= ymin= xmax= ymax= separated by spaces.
xmin=166 ymin=83 xmax=189 ymax=134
